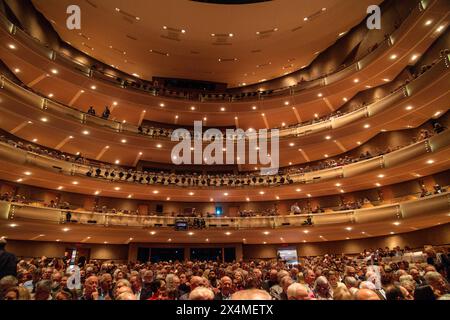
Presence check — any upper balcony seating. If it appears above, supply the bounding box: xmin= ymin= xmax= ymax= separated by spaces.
xmin=0 ymin=1 xmax=427 ymax=103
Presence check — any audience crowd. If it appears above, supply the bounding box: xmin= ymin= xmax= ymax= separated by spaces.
xmin=1 ymin=241 xmax=449 ymax=301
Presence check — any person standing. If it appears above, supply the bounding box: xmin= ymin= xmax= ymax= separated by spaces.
xmin=0 ymin=238 xmax=17 ymax=279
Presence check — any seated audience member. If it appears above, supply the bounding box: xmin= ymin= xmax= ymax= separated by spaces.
xmin=214 ymin=276 xmax=234 ymax=300
xmin=34 ymin=280 xmax=52 ymax=300
xmin=102 ymin=106 xmax=111 ymax=119
xmin=179 ymin=276 xmax=204 ymax=300
xmin=424 ymin=271 xmax=448 ymax=298
xmin=313 ymin=276 xmax=333 ymax=300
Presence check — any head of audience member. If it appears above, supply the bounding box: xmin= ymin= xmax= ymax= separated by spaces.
xmin=34 ymin=280 xmax=52 ymax=300
xmin=219 ymin=276 xmax=233 ymax=296
xmin=287 ymin=283 xmax=311 ymax=300
xmin=304 ymin=269 xmax=316 ymax=286
xmin=333 ymin=286 xmax=353 ymax=300
xmin=3 ymin=287 xmax=19 ymax=300
xmin=231 ymin=289 xmax=272 ymax=300
xmin=189 ymin=287 xmax=214 ymax=300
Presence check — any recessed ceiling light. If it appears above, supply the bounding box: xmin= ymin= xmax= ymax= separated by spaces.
xmin=307 ymin=194 xmax=312 ymax=197
xmin=252 ymin=106 xmax=257 ymax=110
xmin=390 ymin=54 xmax=397 ymax=60
xmin=127 ymin=194 xmax=132 ymax=198
xmin=303 ymin=17 xmax=308 ymax=21
xmin=246 ymin=197 xmax=250 ymax=201
xmin=411 ymin=54 xmax=418 ymax=61
xmin=335 ymin=183 xmax=341 ymax=187
xmin=289 ymin=142 xmax=295 ymax=147
xmin=224 ymin=192 xmax=229 ymax=196
xmin=94 ymin=191 xmax=100 ymax=195
xmin=56 ymin=239 xmax=61 ymax=242
xmin=115 ymin=160 xmax=120 ymax=164
xmin=51 ymin=69 xmax=58 ymax=74
xmin=168 ymin=238 xmax=172 ymax=242
xmin=317 ymin=93 xmax=323 ymax=97
xmin=166 ymin=197 xmax=170 ymax=201
xmin=229 ymin=33 xmax=233 ymax=37
xmin=203 ymin=117 xmax=207 ymax=121
xmin=82 ymin=130 xmax=89 ymax=135
xmin=345 ymin=227 xmax=352 ymax=231
xmin=324 ymin=154 xmax=329 ymax=158
xmin=40 ymin=117 xmax=48 ymax=122
xmin=284 ymin=101 xmax=290 ymax=105
xmin=188 ymin=192 xmax=194 ymax=196
xmin=425 ymin=20 xmax=432 ymax=26
xmin=16 ymin=178 xmax=23 ymax=182
xmin=375 ymin=183 xmax=381 ymax=187
xmin=340 ymin=189 xmax=345 ymax=193
xmin=58 ymin=186 xmax=63 ymax=190
xmin=393 ymin=221 xmax=401 ymax=226
xmin=24 ymin=171 xmax=32 ymax=176
xmin=121 ymin=139 xmax=127 ymax=143
xmin=343 ymin=97 xmax=348 ymax=101
xmin=190 ymin=106 xmax=196 ymax=110
xmin=288 ymin=162 xmax=292 ymax=165
xmin=114 ymin=187 xmax=120 ymax=190
xmin=364 ymin=124 xmax=370 ymax=129
xmin=263 ymin=242 xmax=267 ymax=244
xmin=259 ymin=191 xmax=265 ymax=195
xmin=188 ymin=232 xmax=194 ymax=236
xmin=62 ymin=228 xmax=70 ymax=232
xmin=225 ymin=232 xmax=231 ymax=235
xmin=220 ymin=107 xmax=226 ymax=111
xmin=72 ymin=181 xmax=79 ymax=185
xmin=390 ymin=232 xmax=395 ymax=235
xmin=436 ymin=25 xmax=445 ymax=32
xmin=156 ymin=144 xmax=162 ymax=148
xmin=303 ymin=230 xmax=309 ymax=234
xmin=314 ymin=113 xmax=318 ymax=118
xmin=296 ymin=188 xmax=301 ymax=192
xmin=90 ymin=85 xmax=96 ymax=90
xmin=14 ymin=68 xmax=20 ymax=73
xmin=353 ymin=78 xmax=359 ymax=83
xmin=153 ymin=190 xmax=159 ymax=194
xmin=383 ymin=78 xmax=390 ymax=82
xmin=263 ymin=231 xmax=270 ymax=235
xmin=325 ymin=135 xmax=331 ymax=140
xmin=405 ymin=105 xmax=413 ymax=110
xmin=426 ymin=159 xmax=434 ymax=164
xmin=357 ymin=141 xmax=361 ymax=145
xmin=377 ymin=174 xmax=385 ymax=178
xmin=434 ymin=111 xmax=442 ymax=117
xmin=8 ymin=44 xmax=16 ymax=49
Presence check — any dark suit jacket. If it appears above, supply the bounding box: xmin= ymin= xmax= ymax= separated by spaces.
xmin=0 ymin=250 xmax=17 ymax=279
